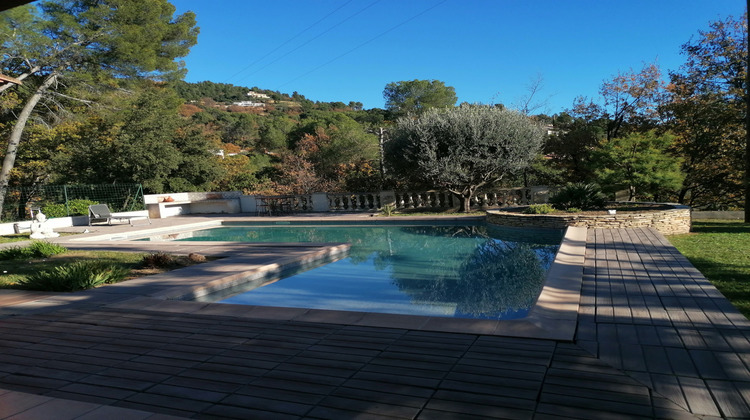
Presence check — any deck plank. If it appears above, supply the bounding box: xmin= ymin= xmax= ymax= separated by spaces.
xmin=1 ymin=224 xmax=749 ymax=418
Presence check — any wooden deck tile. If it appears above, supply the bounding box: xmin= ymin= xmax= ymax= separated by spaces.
xmin=422 ymin=398 xmax=534 ymax=419
xmin=705 ymin=379 xmax=750 ymax=418
xmin=200 ymin=404 xmax=300 ymax=420
xmin=218 ymin=393 xmax=313 ymax=416
xmin=678 ymin=376 xmax=722 ymax=416
xmin=2 ymin=225 xmax=749 ymax=418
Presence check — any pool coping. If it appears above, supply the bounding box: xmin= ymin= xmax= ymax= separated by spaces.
xmin=12 ymin=216 xmax=586 ymax=341
xmin=114 ymin=222 xmax=586 ymax=341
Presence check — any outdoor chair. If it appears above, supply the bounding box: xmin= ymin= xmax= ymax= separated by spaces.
xmin=88 ymin=204 xmax=151 ymax=226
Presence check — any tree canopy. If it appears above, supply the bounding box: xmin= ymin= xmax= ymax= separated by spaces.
xmin=0 ymin=4 xmax=747 ymax=216
xmin=664 ymin=13 xmax=747 ymax=210
xmin=386 ymin=105 xmax=545 ymax=211
xmin=0 ymin=0 xmax=199 ymax=210
xmin=383 ymin=79 xmax=457 ymax=117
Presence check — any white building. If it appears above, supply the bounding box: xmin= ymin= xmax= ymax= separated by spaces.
xmin=246 ymin=91 xmax=270 ymax=99
xmin=231 ymin=101 xmax=265 ymax=107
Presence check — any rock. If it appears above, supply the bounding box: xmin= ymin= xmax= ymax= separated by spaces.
xmin=188 ymin=253 xmax=206 ymax=263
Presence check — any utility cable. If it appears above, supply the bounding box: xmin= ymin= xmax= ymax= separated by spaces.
xmin=235 ymin=0 xmax=382 ymax=85
xmin=276 ymin=0 xmax=448 ymax=90
xmin=224 ymin=0 xmax=354 ymax=83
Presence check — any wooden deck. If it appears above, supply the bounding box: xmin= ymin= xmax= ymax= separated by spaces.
xmin=1 ymin=226 xmax=749 ymax=419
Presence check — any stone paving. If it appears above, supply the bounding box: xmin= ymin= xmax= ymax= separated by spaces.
xmin=0 ymin=216 xmax=748 ymax=419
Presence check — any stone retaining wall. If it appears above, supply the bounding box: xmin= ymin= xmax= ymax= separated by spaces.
xmin=486 ymin=204 xmax=691 ymax=235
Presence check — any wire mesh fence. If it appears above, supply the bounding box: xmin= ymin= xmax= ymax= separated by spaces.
xmin=1 ymin=184 xmax=145 ymax=222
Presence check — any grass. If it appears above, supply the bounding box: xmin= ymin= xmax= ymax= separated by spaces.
xmin=0 ymin=232 xmax=77 ymax=244
xmin=0 ymin=250 xmax=209 ymax=289
xmin=668 ymin=219 xmax=750 ymax=318
xmin=0 ymin=234 xmax=34 ymax=244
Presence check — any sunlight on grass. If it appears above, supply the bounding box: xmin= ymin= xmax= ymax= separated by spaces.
xmin=0 ymin=234 xmax=31 ymax=244
xmin=669 ymin=219 xmax=750 ymax=319
xmin=0 ymin=251 xmax=144 ymax=288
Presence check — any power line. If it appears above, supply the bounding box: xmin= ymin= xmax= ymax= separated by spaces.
xmin=223 ymin=0 xmax=354 ymax=83
xmin=276 ymin=0 xmax=448 ymax=90
xmin=234 ymin=0 xmax=382 ymax=85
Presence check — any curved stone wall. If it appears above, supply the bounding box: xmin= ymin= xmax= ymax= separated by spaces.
xmin=486 ymin=204 xmax=691 ymax=235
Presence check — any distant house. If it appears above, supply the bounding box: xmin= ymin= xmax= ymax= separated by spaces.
xmin=246 ymin=91 xmax=270 ymax=99
xmin=231 ymin=101 xmax=264 ymax=107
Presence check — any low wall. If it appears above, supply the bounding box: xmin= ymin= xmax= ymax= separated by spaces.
xmin=486 ymin=204 xmax=692 ymax=235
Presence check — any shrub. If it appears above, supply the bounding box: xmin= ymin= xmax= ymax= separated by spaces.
xmin=28 ymin=241 xmax=67 ymax=258
xmin=0 ymin=245 xmax=35 ymax=260
xmin=41 ymin=203 xmax=67 ymax=218
xmin=566 ymin=207 xmax=582 ymax=213
xmin=523 ymin=204 xmax=555 ymax=214
xmin=0 ymin=241 xmax=66 ymax=260
xmin=18 ymin=261 xmax=129 ymax=292
xmin=550 ymin=183 xmax=607 ymax=210
xmin=67 ymin=199 xmax=99 ymax=216
xmin=141 ymin=252 xmax=174 ymax=268
xmin=41 ymin=199 xmax=99 ymax=218
xmin=380 ymin=204 xmax=396 ymax=216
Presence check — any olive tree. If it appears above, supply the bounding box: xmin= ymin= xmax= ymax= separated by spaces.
xmin=386 ymin=105 xmax=545 ymax=212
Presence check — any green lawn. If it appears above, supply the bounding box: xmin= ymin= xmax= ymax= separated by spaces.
xmin=668 ymin=219 xmax=750 ymax=318
xmin=0 ymin=232 xmax=78 ymax=244
xmin=0 ymin=233 xmax=33 ymax=244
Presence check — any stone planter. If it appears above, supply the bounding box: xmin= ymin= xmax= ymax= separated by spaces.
xmin=486 ymin=203 xmax=691 ymax=235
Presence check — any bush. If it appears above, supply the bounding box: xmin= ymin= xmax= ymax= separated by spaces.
xmin=523 ymin=204 xmax=555 ymax=214
xmin=67 ymin=199 xmax=99 ymax=216
xmin=0 ymin=246 xmax=35 ymax=260
xmin=41 ymin=203 xmax=68 ymax=218
xmin=381 ymin=204 xmax=396 ymax=216
xmin=41 ymin=199 xmax=99 ymax=218
xmin=550 ymin=183 xmax=607 ymax=210
xmin=141 ymin=252 xmax=174 ymax=268
xmin=18 ymin=261 xmax=129 ymax=292
xmin=28 ymin=241 xmax=67 ymax=258
xmin=566 ymin=207 xmax=582 ymax=213
xmin=0 ymin=241 xmax=67 ymax=260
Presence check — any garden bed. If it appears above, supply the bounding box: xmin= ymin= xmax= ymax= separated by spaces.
xmin=487 ymin=202 xmax=691 ymax=235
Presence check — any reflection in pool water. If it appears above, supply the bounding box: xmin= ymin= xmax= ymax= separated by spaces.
xmin=176 ymin=223 xmax=561 ymax=320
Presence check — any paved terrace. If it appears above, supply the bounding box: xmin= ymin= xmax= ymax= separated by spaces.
xmin=0 ymin=216 xmax=749 ymax=419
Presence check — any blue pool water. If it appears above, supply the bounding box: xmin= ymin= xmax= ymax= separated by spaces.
xmin=155 ymin=221 xmax=562 ymax=320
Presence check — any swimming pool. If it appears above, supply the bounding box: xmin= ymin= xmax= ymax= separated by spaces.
xmin=146 ymin=221 xmax=563 ymax=320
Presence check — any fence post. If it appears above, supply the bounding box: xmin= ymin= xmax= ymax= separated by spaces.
xmin=63 ymin=185 xmax=70 ymax=216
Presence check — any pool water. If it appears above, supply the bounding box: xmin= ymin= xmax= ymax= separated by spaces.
xmin=161 ymin=222 xmax=562 ymax=320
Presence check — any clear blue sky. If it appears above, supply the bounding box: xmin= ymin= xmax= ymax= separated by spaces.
xmin=172 ymin=0 xmax=743 ymax=114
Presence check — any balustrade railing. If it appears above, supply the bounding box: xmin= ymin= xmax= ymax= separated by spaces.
xmin=287 ymin=194 xmax=314 ymax=212
xmin=243 ymin=187 xmax=551 ymax=215
xmin=395 ymin=191 xmax=456 ymax=210
xmin=327 ymin=193 xmax=381 ymax=211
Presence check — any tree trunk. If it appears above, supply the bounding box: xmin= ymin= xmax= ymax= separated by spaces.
xmin=0 ymin=66 xmax=40 ymax=94
xmin=0 ymin=73 xmax=57 ymax=215
xmin=462 ymin=195 xmax=472 ymax=213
